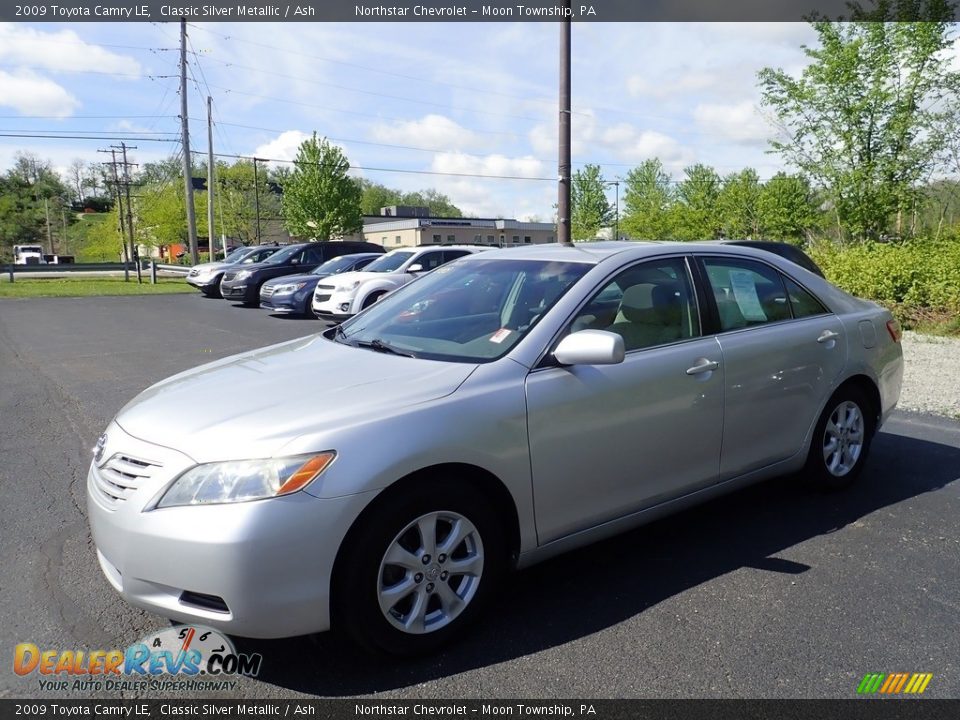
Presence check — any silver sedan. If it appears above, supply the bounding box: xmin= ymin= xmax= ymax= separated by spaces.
xmin=87 ymin=242 xmax=903 ymax=655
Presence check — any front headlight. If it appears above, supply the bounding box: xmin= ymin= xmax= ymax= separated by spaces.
xmin=272 ymin=282 xmax=307 ymax=295
xmin=156 ymin=452 xmax=335 ymax=508
xmin=235 ymin=270 xmax=253 ymax=280
xmin=337 ymin=280 xmax=361 ymax=293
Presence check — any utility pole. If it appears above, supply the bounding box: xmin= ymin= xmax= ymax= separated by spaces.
xmin=118 ymin=142 xmax=141 ymax=283
xmin=253 ymin=157 xmax=262 ymax=244
xmin=604 ymin=179 xmax=620 ymax=240
xmin=99 ymin=148 xmax=129 ymax=280
xmin=206 ymin=95 xmax=218 ymax=261
xmin=43 ymin=197 xmax=54 ymax=255
xmin=558 ymin=0 xmax=572 ymax=246
xmin=180 ymin=17 xmax=199 ymax=264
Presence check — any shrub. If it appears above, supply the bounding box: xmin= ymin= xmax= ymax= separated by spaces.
xmin=807 ymin=237 xmax=960 ymax=329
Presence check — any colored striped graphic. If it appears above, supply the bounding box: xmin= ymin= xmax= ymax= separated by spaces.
xmin=857 ymin=673 xmax=933 ymax=695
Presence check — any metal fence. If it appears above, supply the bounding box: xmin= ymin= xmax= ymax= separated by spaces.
xmin=4 ymin=260 xmax=190 ymax=282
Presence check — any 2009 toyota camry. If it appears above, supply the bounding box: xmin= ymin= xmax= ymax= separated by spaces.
xmin=87 ymin=242 xmax=903 ymax=655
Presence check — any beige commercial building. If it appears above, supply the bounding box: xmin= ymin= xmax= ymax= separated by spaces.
xmin=361 ymin=216 xmax=557 ymax=249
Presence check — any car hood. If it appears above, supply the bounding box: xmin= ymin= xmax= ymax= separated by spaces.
xmin=328 ymin=270 xmax=399 ymax=286
xmin=114 ymin=334 xmax=476 ymax=463
xmin=262 ymin=272 xmax=325 ymax=287
xmin=190 ymin=260 xmax=233 ymax=273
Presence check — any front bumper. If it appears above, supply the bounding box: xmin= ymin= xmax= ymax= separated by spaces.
xmin=220 ymin=280 xmax=256 ymax=302
xmin=86 ymin=425 xmax=375 ymax=638
xmin=260 ymin=291 xmax=305 ymax=314
xmin=186 ymin=274 xmax=220 ymax=290
xmin=312 ymin=291 xmax=355 ymax=320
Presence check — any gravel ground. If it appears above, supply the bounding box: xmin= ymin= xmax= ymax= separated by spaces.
xmin=900 ymin=331 xmax=960 ymax=418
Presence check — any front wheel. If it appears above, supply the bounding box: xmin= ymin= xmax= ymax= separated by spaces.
xmin=333 ymin=479 xmax=506 ymax=656
xmin=361 ymin=291 xmax=386 ymax=310
xmin=805 ymin=385 xmax=876 ymax=490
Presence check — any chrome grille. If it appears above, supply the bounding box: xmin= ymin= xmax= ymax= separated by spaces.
xmin=222 ymin=271 xmax=237 ymax=282
xmin=261 ymin=286 xmax=275 ymax=298
xmin=92 ymin=453 xmax=162 ymax=509
xmin=316 ymin=284 xmax=336 ymax=292
xmin=314 ymin=294 xmax=331 ymax=303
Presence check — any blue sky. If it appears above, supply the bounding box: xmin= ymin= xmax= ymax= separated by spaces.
xmin=0 ymin=21 xmax=823 ymax=219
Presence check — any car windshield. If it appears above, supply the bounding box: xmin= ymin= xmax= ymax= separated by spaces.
xmin=312 ymin=255 xmax=366 ymax=275
xmin=334 ymin=258 xmax=591 ymax=363
xmin=363 ymin=251 xmax=415 ymax=273
xmin=224 ymin=247 xmax=252 ymax=263
xmin=261 ymin=245 xmax=303 ymax=264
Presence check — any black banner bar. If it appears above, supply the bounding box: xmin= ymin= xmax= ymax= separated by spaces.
xmin=1 ymin=0 xmax=955 ymax=23
xmin=1 ymin=700 xmax=959 ymax=720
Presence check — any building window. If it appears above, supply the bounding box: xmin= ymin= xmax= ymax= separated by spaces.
xmin=473 ymin=234 xmax=482 ymax=244
xmin=432 ymin=234 xmax=441 ymax=243
xmin=524 ymin=236 xmax=532 ymax=243
xmin=382 ymin=236 xmax=388 ymax=246
xmin=487 ymin=235 xmax=495 ymax=244
xmin=512 ymin=236 xmax=520 ymax=243
xmin=395 ymin=236 xmax=402 ymax=245
xmin=447 ymin=234 xmax=456 ymax=244
xmin=547 ymin=236 xmax=555 ymax=243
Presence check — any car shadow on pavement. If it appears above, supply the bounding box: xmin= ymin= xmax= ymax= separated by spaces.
xmin=232 ymin=429 xmax=960 ymax=695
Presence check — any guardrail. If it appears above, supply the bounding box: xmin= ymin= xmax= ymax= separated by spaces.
xmin=5 ymin=260 xmax=192 ymax=282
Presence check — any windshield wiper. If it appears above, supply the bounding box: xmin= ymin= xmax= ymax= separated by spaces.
xmin=355 ymin=338 xmax=416 ymax=358
xmin=332 ymin=325 xmax=352 ymax=345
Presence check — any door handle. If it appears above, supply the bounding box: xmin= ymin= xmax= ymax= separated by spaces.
xmin=817 ymin=330 xmax=840 ymax=344
xmin=686 ymin=358 xmax=720 ymax=375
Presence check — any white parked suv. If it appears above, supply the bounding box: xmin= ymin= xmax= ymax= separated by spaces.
xmin=312 ymin=245 xmax=482 ymax=320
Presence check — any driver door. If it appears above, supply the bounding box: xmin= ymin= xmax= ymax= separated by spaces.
xmin=524 ymin=256 xmax=724 ymax=544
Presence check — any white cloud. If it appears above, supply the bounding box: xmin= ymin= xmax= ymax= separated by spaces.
xmin=371 ymin=114 xmax=484 ymax=152
xmin=0 ymin=23 xmax=141 ymax=75
xmin=694 ymin=101 xmax=775 ymax=146
xmin=0 ymin=70 xmax=79 ymax=117
xmin=430 ymin=152 xmax=545 ymax=180
xmin=253 ymin=130 xmax=312 ymax=162
xmin=627 ymin=71 xmax=718 ymax=100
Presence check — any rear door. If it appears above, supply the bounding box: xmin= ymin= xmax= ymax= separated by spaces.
xmin=696 ymin=255 xmax=847 ymax=480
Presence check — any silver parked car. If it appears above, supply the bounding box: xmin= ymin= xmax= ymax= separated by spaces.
xmin=87 ymin=242 xmax=903 ymax=654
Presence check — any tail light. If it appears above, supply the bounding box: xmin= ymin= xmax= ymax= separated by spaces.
xmin=886 ymin=319 xmax=902 ymax=343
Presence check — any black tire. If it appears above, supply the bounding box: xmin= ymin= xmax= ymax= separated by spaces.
xmin=361 ymin=291 xmax=385 ymax=310
xmin=332 ymin=478 xmax=507 ymax=656
xmin=200 ymin=286 xmax=221 ymax=298
xmin=243 ymin=284 xmax=264 ymax=307
xmin=804 ymin=384 xmax=876 ymax=490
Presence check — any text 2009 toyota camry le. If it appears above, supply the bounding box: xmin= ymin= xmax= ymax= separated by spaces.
xmin=87 ymin=242 xmax=903 ymax=655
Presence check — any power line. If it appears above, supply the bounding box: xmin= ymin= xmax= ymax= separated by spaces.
xmin=187 ymin=22 xmax=561 ymax=109
xmin=192 ymin=148 xmax=556 ymax=182
xmin=0 ymin=132 xmax=182 ymax=142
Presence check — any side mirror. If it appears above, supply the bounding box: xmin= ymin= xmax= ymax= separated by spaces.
xmin=553 ymin=330 xmax=625 ymax=366
xmin=290 ymin=258 xmax=300 ymax=265
xmin=407 ymin=263 xmax=424 ymax=273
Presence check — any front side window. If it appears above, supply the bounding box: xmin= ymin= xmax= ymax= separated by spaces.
xmin=702 ymin=257 xmax=791 ymax=331
xmin=416 ymin=252 xmax=445 ymax=271
xmin=365 ymin=251 xmax=416 ymax=273
xmin=569 ymin=257 xmax=700 ymax=352
xmin=335 ymin=259 xmax=590 ymax=362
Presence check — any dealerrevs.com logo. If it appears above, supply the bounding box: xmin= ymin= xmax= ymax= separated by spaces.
xmin=14 ymin=625 xmax=262 ymax=693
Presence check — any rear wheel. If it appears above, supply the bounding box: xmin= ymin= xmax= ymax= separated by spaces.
xmin=333 ymin=479 xmax=505 ymax=656
xmin=805 ymin=385 xmax=876 ymax=490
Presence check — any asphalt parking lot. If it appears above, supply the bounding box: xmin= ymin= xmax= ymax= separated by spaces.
xmin=1 ymin=293 xmax=958 ymax=699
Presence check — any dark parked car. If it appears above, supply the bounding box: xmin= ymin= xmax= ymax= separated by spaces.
xmin=259 ymin=253 xmax=382 ymax=317
xmin=716 ymin=240 xmax=825 ymax=278
xmin=186 ymin=245 xmax=282 ymax=297
xmin=219 ymin=241 xmax=384 ymax=306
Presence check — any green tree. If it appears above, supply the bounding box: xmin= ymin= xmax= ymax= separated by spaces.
xmin=672 ymin=164 xmax=721 ymax=240
xmin=757 ymin=173 xmax=821 ymax=241
xmin=759 ymin=7 xmax=959 ymax=240
xmin=621 ymin=159 xmax=674 ymax=239
xmin=717 ymin=168 xmax=763 ymax=239
xmin=570 ymin=164 xmax=613 ymax=240
xmin=359 ymin=179 xmax=401 ymax=215
xmin=0 ymin=152 xmax=72 ymax=253
xmin=281 ymin=134 xmax=362 ymax=240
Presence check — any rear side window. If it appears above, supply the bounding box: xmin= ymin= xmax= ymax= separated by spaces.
xmin=702 ymin=257 xmax=790 ymax=330
xmin=442 ymin=250 xmax=471 ymax=263
xmin=783 ymin=276 xmax=828 ymax=318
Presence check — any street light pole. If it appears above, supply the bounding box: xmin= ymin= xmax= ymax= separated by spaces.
xmin=603 ymin=179 xmax=620 ymax=240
